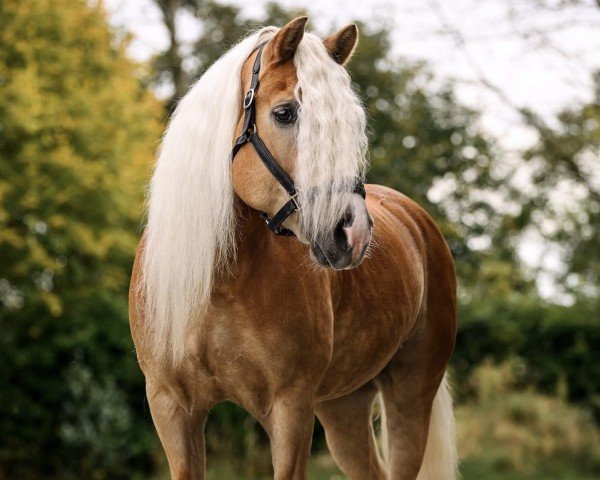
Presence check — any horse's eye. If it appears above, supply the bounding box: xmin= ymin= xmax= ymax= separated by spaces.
xmin=272 ymin=105 xmax=297 ymax=125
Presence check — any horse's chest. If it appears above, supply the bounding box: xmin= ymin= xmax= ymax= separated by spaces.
xmin=315 ymin=259 xmax=423 ymax=400
xmin=202 ymin=293 xmax=334 ymax=403
xmin=316 ymin=307 xmax=409 ymax=400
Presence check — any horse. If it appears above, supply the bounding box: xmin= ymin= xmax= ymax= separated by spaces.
xmin=129 ymin=17 xmax=457 ymax=480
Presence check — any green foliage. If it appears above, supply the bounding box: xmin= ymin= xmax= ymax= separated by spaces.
xmin=457 ymin=361 xmax=600 ymax=479
xmin=456 ymin=297 xmax=600 ymax=418
xmin=59 ymin=362 xmax=134 ymax=476
xmin=523 ymin=73 xmax=600 ymax=298
xmin=0 ymin=0 xmax=162 ymax=477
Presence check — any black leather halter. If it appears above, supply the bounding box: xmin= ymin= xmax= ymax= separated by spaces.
xmin=230 ymin=43 xmax=366 ymax=236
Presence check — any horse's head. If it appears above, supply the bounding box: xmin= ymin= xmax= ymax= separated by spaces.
xmin=231 ymin=18 xmax=372 ymax=270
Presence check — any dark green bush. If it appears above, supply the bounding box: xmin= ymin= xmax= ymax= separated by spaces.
xmin=0 ymin=292 xmax=156 ymax=479
xmin=455 ymin=297 xmax=600 ymax=418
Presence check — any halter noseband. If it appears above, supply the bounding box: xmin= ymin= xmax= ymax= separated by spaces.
xmin=230 ymin=43 xmax=366 ymax=237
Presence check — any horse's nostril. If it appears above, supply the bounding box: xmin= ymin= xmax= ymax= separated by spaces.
xmin=343 ymin=209 xmax=355 ymax=228
xmin=334 ymin=221 xmax=351 ymax=253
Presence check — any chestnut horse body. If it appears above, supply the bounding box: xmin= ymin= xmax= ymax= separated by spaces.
xmin=130 ymin=19 xmax=457 ymax=480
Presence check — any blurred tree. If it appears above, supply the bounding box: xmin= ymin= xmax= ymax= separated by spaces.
xmin=0 ymin=0 xmax=162 ymax=478
xmin=455 ymin=295 xmax=600 ymax=418
xmin=191 ymin=2 xmax=306 ymax=73
xmin=522 ymin=73 xmax=600 ymax=299
xmin=422 ymin=0 xmax=600 ymax=302
xmin=151 ymin=1 xmax=307 ymax=105
xmin=153 ymin=0 xmax=199 ymax=110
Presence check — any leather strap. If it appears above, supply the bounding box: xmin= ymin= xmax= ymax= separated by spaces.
xmin=231 ymin=44 xmax=264 ymax=158
xmin=248 ymin=133 xmax=296 ymax=196
xmin=260 ymin=199 xmax=298 ymax=236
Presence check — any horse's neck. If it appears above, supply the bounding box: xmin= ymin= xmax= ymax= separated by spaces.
xmin=215 ymin=199 xmax=315 ymax=294
xmin=221 ymin=200 xmax=275 ymax=283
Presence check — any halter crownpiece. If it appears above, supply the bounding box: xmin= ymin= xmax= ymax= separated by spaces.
xmin=230 ymin=43 xmax=366 ymax=237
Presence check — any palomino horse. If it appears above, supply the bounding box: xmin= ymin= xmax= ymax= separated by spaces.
xmin=129 ymin=17 xmax=457 ymax=480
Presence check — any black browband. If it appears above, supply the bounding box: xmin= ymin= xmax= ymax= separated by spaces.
xmin=230 ymin=43 xmax=366 ymax=237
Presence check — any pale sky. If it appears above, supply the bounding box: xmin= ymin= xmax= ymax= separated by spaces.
xmin=105 ymin=0 xmax=600 ymax=150
xmin=104 ymin=0 xmax=600 ymax=301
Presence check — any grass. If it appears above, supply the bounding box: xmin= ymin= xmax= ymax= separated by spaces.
xmin=203 ymin=453 xmax=344 ymax=480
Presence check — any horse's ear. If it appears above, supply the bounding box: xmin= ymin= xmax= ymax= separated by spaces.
xmin=323 ymin=24 xmax=358 ymax=65
xmin=267 ymin=17 xmax=308 ymax=64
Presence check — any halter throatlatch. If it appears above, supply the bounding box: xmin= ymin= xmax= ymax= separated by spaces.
xmin=231 ymin=43 xmax=366 ymax=237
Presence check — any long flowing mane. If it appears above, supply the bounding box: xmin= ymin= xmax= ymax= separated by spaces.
xmin=141 ymin=28 xmax=276 ymax=363
xmin=141 ymin=28 xmax=367 ymax=365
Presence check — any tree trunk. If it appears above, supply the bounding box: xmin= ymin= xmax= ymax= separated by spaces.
xmin=156 ymin=0 xmax=190 ymax=109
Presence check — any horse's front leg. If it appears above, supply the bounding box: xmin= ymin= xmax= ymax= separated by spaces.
xmin=265 ymin=390 xmax=315 ymax=480
xmin=146 ymin=380 xmax=209 ymax=480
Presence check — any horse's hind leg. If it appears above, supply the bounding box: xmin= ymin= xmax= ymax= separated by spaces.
xmin=377 ymin=334 xmax=456 ymax=480
xmin=315 ymin=382 xmax=387 ymax=480
xmin=146 ymin=381 xmax=208 ymax=480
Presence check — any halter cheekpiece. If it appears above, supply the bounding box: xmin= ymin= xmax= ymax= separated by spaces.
xmin=230 ymin=43 xmax=366 ymax=237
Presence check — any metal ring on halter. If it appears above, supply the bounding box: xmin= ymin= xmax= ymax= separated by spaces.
xmin=243 ymin=88 xmax=255 ymax=109
xmin=290 ymin=189 xmax=301 ymax=211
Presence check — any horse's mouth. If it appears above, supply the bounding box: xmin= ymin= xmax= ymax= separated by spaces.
xmin=310 ymin=243 xmax=332 ymax=268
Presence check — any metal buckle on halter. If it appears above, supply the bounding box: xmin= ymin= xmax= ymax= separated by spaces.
xmin=243 ymin=89 xmax=255 ymax=109
xmin=290 ymin=189 xmax=301 ymax=211
xmin=259 ymin=211 xmax=271 ymax=225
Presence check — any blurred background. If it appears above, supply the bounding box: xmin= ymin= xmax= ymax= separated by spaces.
xmin=1 ymin=0 xmax=599 ymax=478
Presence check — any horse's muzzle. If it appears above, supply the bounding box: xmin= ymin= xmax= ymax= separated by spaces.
xmin=311 ymin=194 xmax=372 ymax=270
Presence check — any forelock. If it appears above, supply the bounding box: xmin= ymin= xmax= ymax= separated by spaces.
xmin=292 ymin=32 xmax=368 ymax=241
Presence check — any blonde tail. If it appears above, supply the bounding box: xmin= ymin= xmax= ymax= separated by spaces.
xmin=417 ymin=374 xmax=457 ymax=480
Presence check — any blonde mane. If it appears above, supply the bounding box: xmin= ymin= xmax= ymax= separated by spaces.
xmin=142 ymin=28 xmax=368 ymax=365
